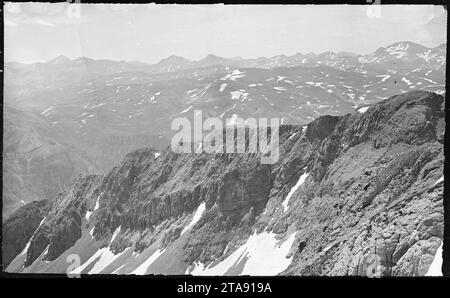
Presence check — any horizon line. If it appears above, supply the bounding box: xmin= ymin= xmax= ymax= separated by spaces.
xmin=5 ymin=40 xmax=447 ymax=66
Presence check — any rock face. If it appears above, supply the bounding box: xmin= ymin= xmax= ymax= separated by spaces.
xmin=5 ymin=90 xmax=444 ymax=276
xmin=23 ymin=174 xmax=101 ymax=266
xmin=2 ymin=199 xmax=51 ymax=267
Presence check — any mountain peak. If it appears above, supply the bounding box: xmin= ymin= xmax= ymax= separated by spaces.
xmin=74 ymin=56 xmax=95 ymax=63
xmin=385 ymin=41 xmax=427 ymax=52
xmin=197 ymin=54 xmax=229 ymax=67
xmin=200 ymin=54 xmax=226 ymax=62
xmin=48 ymin=55 xmax=71 ymax=64
xmin=157 ymin=55 xmax=190 ymax=64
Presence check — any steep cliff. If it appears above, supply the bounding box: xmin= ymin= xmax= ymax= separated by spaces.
xmin=5 ymin=90 xmax=445 ymax=276
xmin=2 ymin=199 xmax=51 ymax=268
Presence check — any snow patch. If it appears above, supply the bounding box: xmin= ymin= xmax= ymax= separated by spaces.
xmin=282 ymin=172 xmax=309 ymax=212
xmin=288 ymin=132 xmax=298 ymax=141
xmin=273 ymin=87 xmax=286 ymax=91
xmin=20 ymin=241 xmax=31 ymax=256
xmin=189 ymin=231 xmax=296 ymax=276
xmin=181 ymin=202 xmax=206 ymax=236
xmin=385 ymin=42 xmax=409 ymax=59
xmin=221 ymin=69 xmax=245 ymax=81
xmin=38 ymin=216 xmax=47 ymax=228
xmin=417 ymin=50 xmax=433 ymax=62
xmin=425 ymin=244 xmax=443 ymax=276
xmin=401 ymin=77 xmax=412 ymax=86
xmin=230 ymin=90 xmax=248 ymax=101
xmin=94 ymin=193 xmax=102 ymax=211
xmin=376 ymin=75 xmax=391 ymax=83
xmin=423 ymin=77 xmax=437 ymax=84
xmin=302 ymin=125 xmax=307 ymax=134
xmin=71 ymin=226 xmax=123 ymax=274
xmin=131 ymin=248 xmax=166 ymax=275
xmin=434 ymin=176 xmax=444 ymax=186
xmin=357 ymin=106 xmax=370 ymax=114
xmin=178 ymin=106 xmax=193 ymax=114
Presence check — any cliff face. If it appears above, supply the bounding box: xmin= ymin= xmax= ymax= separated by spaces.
xmin=2 ymin=199 xmax=51 ymax=268
xmin=5 ymin=90 xmax=444 ymax=276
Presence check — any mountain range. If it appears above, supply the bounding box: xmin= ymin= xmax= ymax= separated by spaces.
xmin=3 ymin=41 xmax=446 ymax=218
xmin=4 ymin=90 xmax=445 ymax=276
xmin=2 ymin=41 xmax=446 ymax=275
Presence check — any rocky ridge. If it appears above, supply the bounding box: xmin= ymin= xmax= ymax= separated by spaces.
xmin=5 ymin=90 xmax=445 ymax=276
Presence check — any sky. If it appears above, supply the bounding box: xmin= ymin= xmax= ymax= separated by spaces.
xmin=4 ymin=3 xmax=447 ymax=64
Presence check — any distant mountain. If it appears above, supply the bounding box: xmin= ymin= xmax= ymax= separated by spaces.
xmin=154 ymin=55 xmax=192 ymax=73
xmin=48 ymin=55 xmax=72 ymax=64
xmin=6 ymin=41 xmax=445 ymax=83
xmin=197 ymin=54 xmax=230 ymax=67
xmin=358 ymin=41 xmax=446 ymax=71
xmin=2 ymin=41 xmax=445 ymax=218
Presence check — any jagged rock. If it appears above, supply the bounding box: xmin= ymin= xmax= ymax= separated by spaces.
xmin=6 ymin=90 xmax=445 ymax=276
xmin=2 ymin=200 xmax=51 ymax=267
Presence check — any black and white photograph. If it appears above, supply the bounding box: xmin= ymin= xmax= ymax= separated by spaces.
xmin=1 ymin=1 xmax=448 ymax=282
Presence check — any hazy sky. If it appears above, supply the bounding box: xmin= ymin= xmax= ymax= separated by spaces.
xmin=4 ymin=3 xmax=447 ymax=64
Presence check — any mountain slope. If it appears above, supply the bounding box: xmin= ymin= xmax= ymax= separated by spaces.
xmin=5 ymin=90 xmax=444 ymax=276
xmin=2 ymin=199 xmax=51 ymax=267
xmin=4 ymin=41 xmax=445 ymax=217
xmin=5 ymin=42 xmax=445 ymax=99
xmin=2 ymin=106 xmax=100 ymax=218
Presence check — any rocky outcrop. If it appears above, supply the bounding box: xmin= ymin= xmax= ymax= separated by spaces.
xmin=7 ymin=90 xmax=445 ymax=276
xmin=267 ymin=91 xmax=445 ymax=276
xmin=2 ymin=199 xmax=51 ymax=268
xmin=23 ymin=174 xmax=101 ymax=266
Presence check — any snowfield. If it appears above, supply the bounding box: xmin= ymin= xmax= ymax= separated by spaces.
xmin=131 ymin=248 xmax=166 ymax=275
xmin=188 ymin=230 xmax=297 ymax=276
xmin=221 ymin=69 xmax=246 ymax=81
xmin=71 ymin=226 xmax=123 ymax=274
